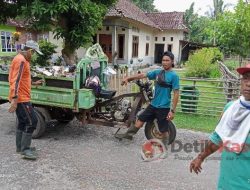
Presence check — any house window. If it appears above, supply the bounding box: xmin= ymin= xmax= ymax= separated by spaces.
xmin=106 ymin=26 xmax=109 ymax=31
xmin=155 ymin=37 xmax=158 ymax=41
xmin=132 ymin=35 xmax=139 ymax=58
xmin=163 ymin=37 xmax=165 ymax=41
xmin=171 ymin=37 xmax=174 ymax=41
xmin=122 ymin=28 xmax=126 ymax=31
xmin=168 ymin=44 xmax=172 ymax=52
xmin=145 ymin=43 xmax=149 ymax=56
xmin=1 ymin=31 xmax=16 ymax=52
xmin=146 ymin=36 xmax=150 ymax=41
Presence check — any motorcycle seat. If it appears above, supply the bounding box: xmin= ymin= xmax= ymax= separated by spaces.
xmin=98 ymin=89 xmax=116 ymax=99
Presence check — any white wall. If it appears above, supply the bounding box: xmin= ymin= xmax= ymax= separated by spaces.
xmin=48 ymin=20 xmax=185 ymax=65
xmin=49 ymin=32 xmax=88 ymax=60
xmin=125 ymin=21 xmax=156 ymax=66
xmin=153 ymin=30 xmax=185 ymax=64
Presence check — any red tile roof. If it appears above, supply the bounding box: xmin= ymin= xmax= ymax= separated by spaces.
xmin=6 ymin=0 xmax=187 ymax=31
xmin=106 ymin=0 xmax=160 ymax=29
xmin=106 ymin=0 xmax=187 ymax=31
xmin=146 ymin=12 xmax=187 ymax=30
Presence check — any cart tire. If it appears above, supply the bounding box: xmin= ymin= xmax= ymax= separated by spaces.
xmin=144 ymin=119 xmax=176 ymax=145
xmin=32 ymin=109 xmax=46 ymax=139
xmin=35 ymin=107 xmax=51 ymax=122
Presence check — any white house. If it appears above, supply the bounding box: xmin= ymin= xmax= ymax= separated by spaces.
xmin=97 ymin=0 xmax=188 ymax=66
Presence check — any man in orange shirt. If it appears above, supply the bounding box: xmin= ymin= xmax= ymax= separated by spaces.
xmin=8 ymin=40 xmax=43 ymax=160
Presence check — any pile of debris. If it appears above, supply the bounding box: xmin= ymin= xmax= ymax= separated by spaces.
xmin=0 ymin=63 xmax=77 ymax=78
xmin=32 ymin=65 xmax=77 ymax=78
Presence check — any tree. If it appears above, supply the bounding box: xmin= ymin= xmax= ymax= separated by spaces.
xmin=205 ymin=0 xmax=232 ymax=19
xmin=0 ymin=0 xmax=117 ymax=65
xmin=184 ymin=3 xmax=213 ymax=44
xmin=0 ymin=0 xmax=20 ymax=23
xmin=215 ymin=0 xmax=250 ymax=58
xmin=131 ymin=0 xmax=158 ymax=12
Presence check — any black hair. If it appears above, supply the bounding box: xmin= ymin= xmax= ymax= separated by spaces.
xmin=162 ymin=51 xmax=174 ymax=61
xmin=162 ymin=51 xmax=175 ymax=67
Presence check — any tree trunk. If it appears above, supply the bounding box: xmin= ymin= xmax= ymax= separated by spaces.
xmin=58 ymin=15 xmax=77 ymax=65
xmin=61 ymin=41 xmax=77 ymax=65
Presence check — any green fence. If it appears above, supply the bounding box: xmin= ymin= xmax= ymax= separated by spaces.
xmin=176 ymin=77 xmax=240 ymax=117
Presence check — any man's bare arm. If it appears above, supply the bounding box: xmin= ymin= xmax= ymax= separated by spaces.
xmin=190 ymin=140 xmax=220 ymax=174
xmin=171 ymin=90 xmax=179 ymax=113
xmin=122 ymin=73 xmax=147 ymax=85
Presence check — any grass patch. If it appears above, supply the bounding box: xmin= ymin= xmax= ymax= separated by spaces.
xmin=174 ymin=112 xmax=219 ymax=133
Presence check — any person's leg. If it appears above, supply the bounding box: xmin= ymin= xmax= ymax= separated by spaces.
xmin=20 ymin=102 xmax=38 ymax=160
xmin=15 ymin=103 xmax=26 ymax=153
xmin=115 ymin=105 xmax=155 ymax=140
xmin=155 ymin=108 xmax=170 ymax=145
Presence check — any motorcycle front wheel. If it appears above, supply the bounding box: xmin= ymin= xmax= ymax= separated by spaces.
xmin=144 ymin=119 xmax=176 ymax=145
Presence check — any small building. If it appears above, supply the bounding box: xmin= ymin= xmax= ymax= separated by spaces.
xmin=0 ymin=19 xmax=49 ymax=57
xmin=98 ymin=0 xmax=188 ymax=66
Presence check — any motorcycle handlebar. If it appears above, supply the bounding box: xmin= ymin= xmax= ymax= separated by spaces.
xmin=134 ymin=80 xmax=152 ymax=89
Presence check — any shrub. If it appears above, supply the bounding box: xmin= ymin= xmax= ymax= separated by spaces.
xmin=31 ymin=40 xmax=57 ymax=66
xmin=185 ymin=48 xmax=223 ymax=78
xmin=210 ymin=64 xmax=221 ymax=78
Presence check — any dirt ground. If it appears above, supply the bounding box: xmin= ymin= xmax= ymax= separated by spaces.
xmin=0 ymin=103 xmax=220 ymax=190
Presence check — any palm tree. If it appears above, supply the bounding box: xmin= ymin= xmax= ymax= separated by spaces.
xmin=205 ymin=0 xmax=233 ymax=19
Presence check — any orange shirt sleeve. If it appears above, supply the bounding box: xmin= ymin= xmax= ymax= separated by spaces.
xmin=9 ymin=60 xmax=25 ymax=99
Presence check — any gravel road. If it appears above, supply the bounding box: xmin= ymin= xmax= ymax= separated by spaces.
xmin=0 ymin=103 xmax=220 ymax=190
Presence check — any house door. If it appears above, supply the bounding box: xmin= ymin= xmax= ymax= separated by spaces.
xmin=154 ymin=44 xmax=165 ymax=64
xmin=99 ymin=34 xmax=112 ymax=63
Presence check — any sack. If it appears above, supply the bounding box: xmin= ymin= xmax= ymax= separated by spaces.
xmin=155 ymin=70 xmax=172 ymax=89
xmin=85 ymin=75 xmax=101 ymax=96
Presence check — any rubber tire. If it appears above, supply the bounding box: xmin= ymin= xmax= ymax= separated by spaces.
xmin=32 ymin=109 xmax=46 ymax=139
xmin=144 ymin=119 xmax=176 ymax=145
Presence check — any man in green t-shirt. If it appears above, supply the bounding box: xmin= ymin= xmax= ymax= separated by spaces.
xmin=190 ymin=64 xmax=250 ymax=189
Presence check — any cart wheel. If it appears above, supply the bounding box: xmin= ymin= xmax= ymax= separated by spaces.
xmin=35 ymin=107 xmax=51 ymax=122
xmin=32 ymin=109 xmax=46 ymax=139
xmin=144 ymin=119 xmax=176 ymax=145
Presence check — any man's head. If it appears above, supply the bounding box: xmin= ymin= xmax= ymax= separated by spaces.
xmin=237 ymin=63 xmax=250 ymax=100
xmin=22 ymin=40 xmax=43 ymax=61
xmin=162 ymin=51 xmax=174 ymax=70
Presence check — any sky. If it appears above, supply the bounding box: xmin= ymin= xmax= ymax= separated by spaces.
xmin=153 ymin=0 xmax=239 ymax=15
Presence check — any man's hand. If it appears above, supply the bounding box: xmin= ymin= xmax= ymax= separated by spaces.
xmin=32 ymin=79 xmax=44 ymax=85
xmin=121 ymin=78 xmax=129 ymax=86
xmin=190 ymin=156 xmax=204 ymax=174
xmin=8 ymin=98 xmax=18 ymax=113
xmin=166 ymin=111 xmax=174 ymax=120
